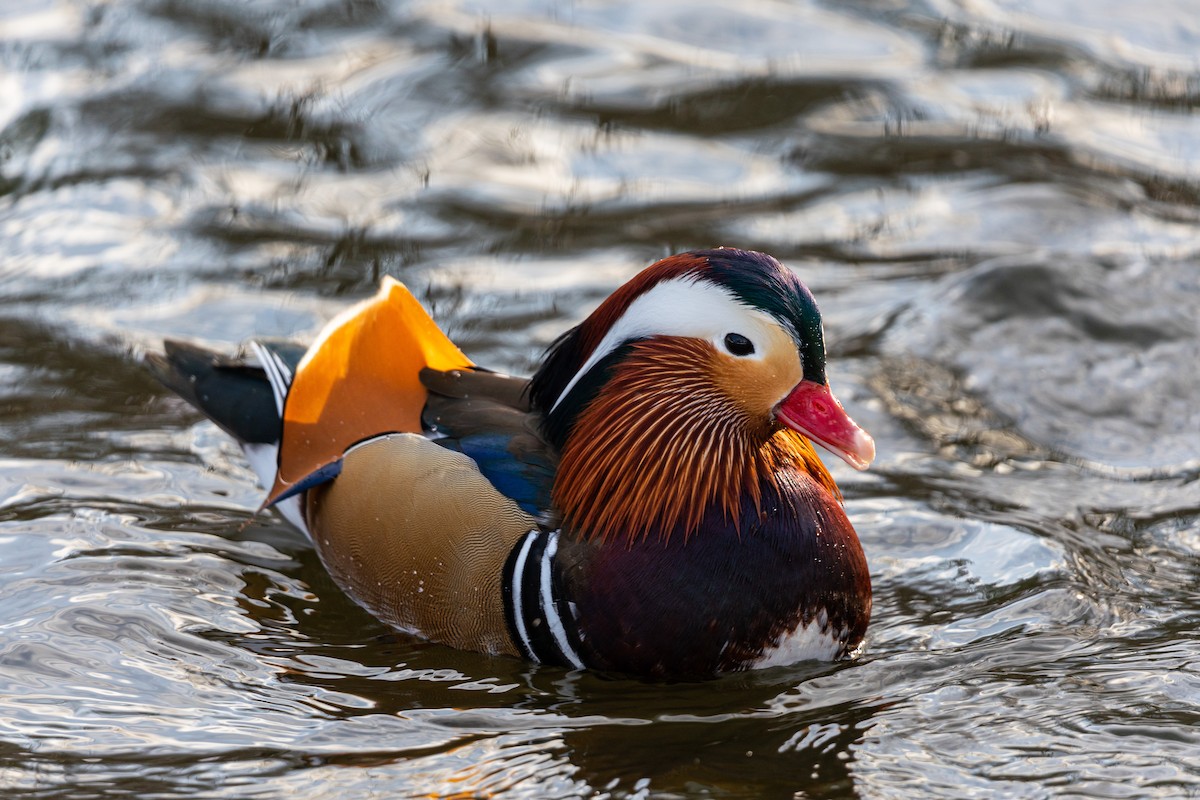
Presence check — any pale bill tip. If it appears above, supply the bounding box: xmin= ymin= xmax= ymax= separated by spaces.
xmin=843 ymin=427 xmax=876 ymax=471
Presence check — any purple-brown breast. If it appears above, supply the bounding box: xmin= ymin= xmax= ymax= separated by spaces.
xmin=554 ymin=463 xmax=870 ymax=677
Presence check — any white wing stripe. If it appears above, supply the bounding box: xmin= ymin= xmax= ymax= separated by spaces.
xmin=249 ymin=341 xmax=290 ymax=417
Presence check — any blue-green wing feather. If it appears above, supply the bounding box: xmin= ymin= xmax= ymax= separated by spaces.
xmin=420 ymin=368 xmax=557 ymax=519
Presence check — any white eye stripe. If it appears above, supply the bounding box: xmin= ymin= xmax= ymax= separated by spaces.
xmin=551 ymin=277 xmax=777 ymax=412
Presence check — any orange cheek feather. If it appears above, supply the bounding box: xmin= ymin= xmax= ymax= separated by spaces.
xmin=710 ymin=325 xmax=803 ymax=430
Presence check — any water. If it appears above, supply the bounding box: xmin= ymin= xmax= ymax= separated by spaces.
xmin=2 ymin=0 xmax=1199 ymax=797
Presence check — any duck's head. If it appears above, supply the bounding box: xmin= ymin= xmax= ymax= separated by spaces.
xmin=530 ymin=248 xmax=874 ymax=470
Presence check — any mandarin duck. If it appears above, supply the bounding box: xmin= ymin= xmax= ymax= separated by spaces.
xmin=148 ymin=248 xmax=875 ymax=678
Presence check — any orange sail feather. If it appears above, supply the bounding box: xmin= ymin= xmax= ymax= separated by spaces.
xmin=267 ymin=277 xmax=472 ymax=504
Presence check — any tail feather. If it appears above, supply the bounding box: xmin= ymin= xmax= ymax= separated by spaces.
xmin=148 ymin=339 xmax=312 ymax=534
xmin=146 ymin=339 xmax=294 ymax=446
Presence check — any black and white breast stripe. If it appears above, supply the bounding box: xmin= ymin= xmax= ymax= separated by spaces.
xmin=502 ymin=530 xmax=585 ymax=669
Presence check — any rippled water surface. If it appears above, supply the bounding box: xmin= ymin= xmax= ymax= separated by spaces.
xmin=3 ymin=0 xmax=1200 ymax=797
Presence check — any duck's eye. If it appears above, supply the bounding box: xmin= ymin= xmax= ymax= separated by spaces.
xmin=723 ymin=332 xmax=755 ymax=356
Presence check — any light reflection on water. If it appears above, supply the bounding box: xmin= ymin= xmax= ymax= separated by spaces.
xmin=2 ymin=0 xmax=1199 ymax=797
